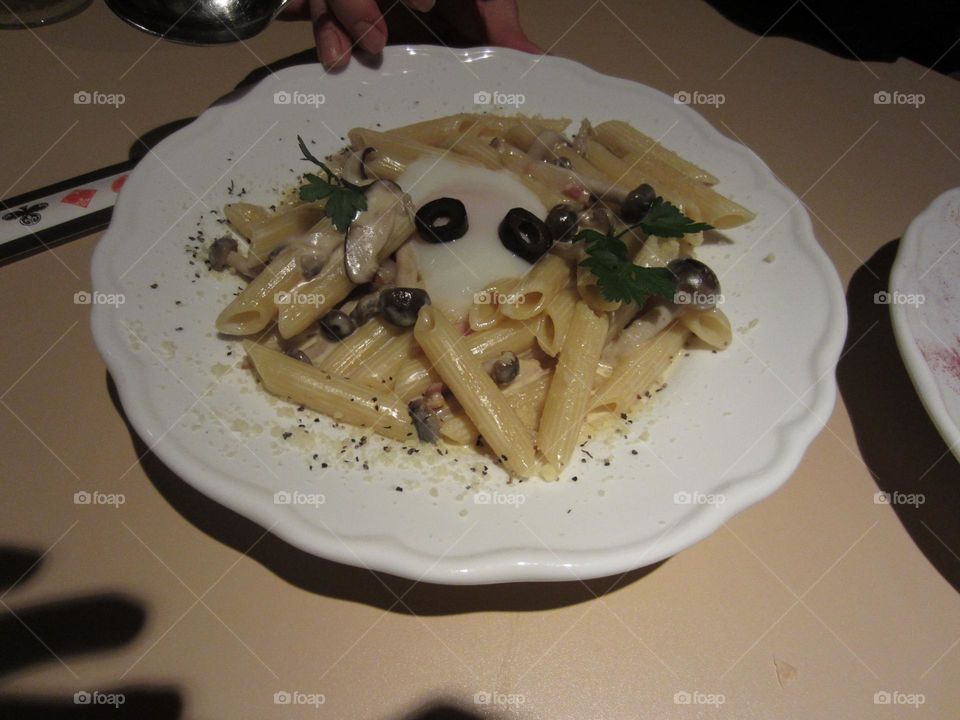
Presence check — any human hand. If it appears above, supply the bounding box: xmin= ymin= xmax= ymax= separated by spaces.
xmin=279 ymin=0 xmax=540 ymax=69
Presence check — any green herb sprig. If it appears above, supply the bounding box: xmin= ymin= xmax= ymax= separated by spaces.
xmin=577 ymin=198 xmax=713 ymax=306
xmin=297 ymin=136 xmax=367 ymax=233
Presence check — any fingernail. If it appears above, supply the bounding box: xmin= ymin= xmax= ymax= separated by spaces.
xmin=319 ymin=27 xmax=340 ymax=68
xmin=353 ymin=21 xmax=386 ymax=54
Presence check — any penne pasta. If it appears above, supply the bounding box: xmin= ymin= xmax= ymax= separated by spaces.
xmin=250 ymin=204 xmax=326 ymax=260
xmin=348 ymin=330 xmax=420 ymax=387
xmin=468 ymin=278 xmax=520 ymax=331
xmin=216 ymin=251 xmax=301 ymax=335
xmin=679 ymin=307 xmax=732 ymax=350
xmin=592 ymin=120 xmax=719 ymax=185
xmin=224 ymin=202 xmax=270 ymax=239
xmin=394 ymin=318 xmax=541 ymax=400
xmin=245 ymin=342 xmax=416 ymax=442
xmin=320 ymin=317 xmax=403 ymax=377
xmin=500 ymin=254 xmax=570 ymax=320
xmin=590 ymin=323 xmax=689 ymax=415
xmin=537 ymin=302 xmax=609 ymax=471
xmin=414 ymin=306 xmax=537 ymax=477
xmin=535 ymin=285 xmax=578 ymax=356
xmin=215 ymin=113 xmax=747 ymax=479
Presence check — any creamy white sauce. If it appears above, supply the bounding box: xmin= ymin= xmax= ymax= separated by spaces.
xmin=397 ymin=156 xmax=546 ymax=322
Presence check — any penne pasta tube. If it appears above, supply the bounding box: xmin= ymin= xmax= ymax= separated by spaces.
xmin=440 ymin=134 xmax=502 ymax=169
xmin=277 ymin=190 xmax=416 ymax=338
xmin=503 ymin=371 xmax=551 ymax=433
xmin=500 ymin=254 xmax=570 ymax=320
xmin=414 ymin=307 xmax=538 ymax=477
xmin=320 ymin=317 xmax=403 ymax=377
xmin=393 ymin=318 xmax=541 ymax=401
xmin=590 ymin=323 xmax=689 ymax=415
xmin=584 ymin=139 xmax=754 ymax=230
xmin=592 ymin=120 xmax=719 ymax=184
xmin=438 ymin=405 xmax=480 ymax=446
xmin=537 ymin=302 xmax=609 ymax=471
xmin=468 ymin=278 xmax=520 ymax=331
xmin=387 ymin=113 xmax=479 ymax=144
xmin=349 ymin=127 xmax=446 ymax=164
xmin=250 ymin=204 xmax=326 ymax=260
xmin=245 ymin=342 xmax=416 ymax=442
xmin=224 ymin=202 xmax=270 ymax=239
xmin=216 ymin=252 xmax=301 ymax=335
xmin=535 ymin=285 xmax=578 ymax=356
xmin=348 ymin=330 xmax=420 ymax=387
xmin=679 ymin=307 xmax=732 ymax=350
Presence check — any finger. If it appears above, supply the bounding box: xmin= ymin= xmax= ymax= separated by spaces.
xmin=276 ymin=0 xmax=310 ymax=20
xmin=307 ymin=0 xmax=351 ymax=69
xmin=315 ymin=14 xmax=353 ymax=69
xmin=474 ymin=0 xmax=542 ymax=53
xmin=402 ymin=0 xmax=436 ymax=12
xmin=328 ymin=0 xmax=388 ymax=54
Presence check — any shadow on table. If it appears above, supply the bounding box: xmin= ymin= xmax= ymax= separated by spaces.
xmin=106 ymin=376 xmax=662 ymax=614
xmin=0 ymin=547 xmax=183 ymax=718
xmin=0 ymin=550 xmax=512 ymax=719
xmin=837 ymin=239 xmax=960 ymax=593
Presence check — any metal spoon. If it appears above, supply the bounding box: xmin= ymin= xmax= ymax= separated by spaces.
xmin=104 ymin=0 xmax=290 ymax=44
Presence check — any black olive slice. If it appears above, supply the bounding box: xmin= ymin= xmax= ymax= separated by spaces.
xmin=415 ymin=197 xmax=468 ymax=243
xmin=498 ymin=208 xmax=553 ymax=263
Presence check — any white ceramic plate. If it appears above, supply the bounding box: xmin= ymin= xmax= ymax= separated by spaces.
xmin=92 ymin=46 xmax=846 ymax=584
xmin=890 ymin=188 xmax=960 ymax=462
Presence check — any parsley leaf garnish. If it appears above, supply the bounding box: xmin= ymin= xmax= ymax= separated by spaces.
xmin=578 ymin=230 xmax=678 ymax=306
xmin=576 ymin=199 xmax=711 ymax=305
xmin=637 ymin=197 xmax=713 ymax=238
xmin=297 ymin=135 xmax=367 ymax=233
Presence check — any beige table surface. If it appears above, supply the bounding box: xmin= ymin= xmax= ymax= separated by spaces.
xmin=1 ymin=1 xmax=959 ymax=717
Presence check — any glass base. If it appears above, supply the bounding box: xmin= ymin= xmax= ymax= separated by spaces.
xmin=0 ymin=0 xmax=92 ymax=28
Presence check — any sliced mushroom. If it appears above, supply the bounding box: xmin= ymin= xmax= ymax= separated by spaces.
xmin=299 ymin=252 xmax=325 ymax=280
xmin=578 ymin=206 xmax=614 ymax=235
xmin=380 ymin=287 xmax=430 ymax=327
xmin=349 ymin=291 xmax=382 ymax=326
xmin=572 ymin=118 xmax=593 ymax=156
xmin=284 ymin=348 xmax=312 ymax=365
xmin=319 ymin=310 xmax=356 ymax=340
xmin=208 ymin=236 xmax=238 ymax=271
xmin=528 ymin=129 xmax=572 ymax=163
xmin=341 ymin=146 xmax=377 ymax=187
xmin=602 ymin=304 xmax=677 ymax=365
xmin=344 ymin=181 xmax=414 ymax=284
xmin=408 ymin=398 xmax=441 ymax=443
xmin=490 ymin=351 xmax=520 ymax=386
